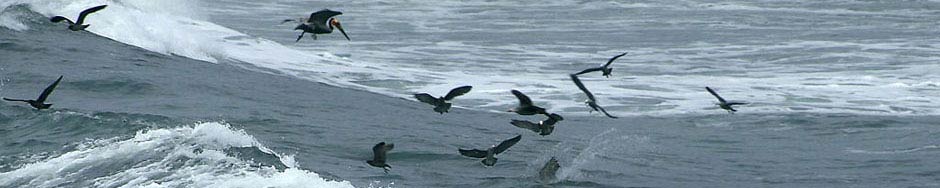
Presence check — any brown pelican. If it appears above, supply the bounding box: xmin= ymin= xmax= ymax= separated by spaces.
xmin=3 ymin=76 xmax=62 ymax=110
xmin=706 ymin=87 xmax=748 ymax=114
xmin=414 ymin=86 xmax=472 ymax=114
xmin=574 ymin=52 xmax=628 ymax=78
xmin=508 ymin=90 xmax=548 ymax=116
xmin=538 ymin=157 xmax=561 ymax=183
xmin=570 ymin=74 xmax=617 ymax=118
xmin=293 ymin=9 xmax=349 ymax=42
xmin=458 ymin=135 xmax=522 ymax=166
xmin=510 ymin=113 xmax=564 ymax=136
xmin=50 ymin=5 xmax=107 ymax=31
xmin=367 ymin=142 xmax=394 ymax=174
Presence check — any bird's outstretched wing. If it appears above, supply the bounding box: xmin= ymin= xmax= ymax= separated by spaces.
xmin=372 ymin=142 xmax=393 ymax=163
xmin=726 ymin=102 xmax=748 ymax=106
xmin=602 ymin=52 xmax=628 ymax=67
xmin=414 ymin=93 xmax=439 ymax=105
xmin=593 ymin=104 xmax=618 ymax=119
xmin=308 ymin=9 xmax=342 ymax=25
xmin=510 ymin=119 xmax=541 ymax=133
xmin=511 ymin=90 xmax=533 ymax=107
xmin=443 ymin=86 xmax=472 ymax=100
xmin=75 ymin=5 xmax=107 ymax=25
xmin=49 ymin=16 xmax=73 ymax=24
xmin=705 ymin=87 xmax=727 ymax=104
xmin=543 ymin=113 xmax=564 ymax=124
xmin=570 ymin=74 xmax=596 ymax=101
xmin=36 ymin=76 xmax=62 ymax=103
xmin=573 ymin=67 xmax=604 ymax=76
xmin=493 ymin=135 xmax=522 ymax=154
xmin=458 ymin=149 xmax=487 ymax=158
xmin=2 ymin=98 xmax=28 ymax=102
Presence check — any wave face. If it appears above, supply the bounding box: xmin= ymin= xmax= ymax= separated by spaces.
xmin=4 ymin=0 xmax=940 ymax=116
xmin=2 ymin=1 xmax=940 ymax=186
xmin=0 ymin=121 xmax=353 ymax=188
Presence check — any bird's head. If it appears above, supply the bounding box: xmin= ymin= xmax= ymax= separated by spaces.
xmin=330 ymin=18 xmax=350 ymax=41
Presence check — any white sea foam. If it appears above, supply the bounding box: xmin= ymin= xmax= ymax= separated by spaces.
xmin=2 ymin=0 xmax=940 ymax=117
xmin=0 ymin=122 xmax=354 ymax=188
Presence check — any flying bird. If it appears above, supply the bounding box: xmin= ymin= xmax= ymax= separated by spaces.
xmin=3 ymin=76 xmax=63 ymax=110
xmin=414 ymin=86 xmax=472 ymax=114
xmin=293 ymin=9 xmax=349 ymax=42
xmin=458 ymin=135 xmax=522 ymax=166
xmin=367 ymin=142 xmax=394 ymax=174
xmin=538 ymin=157 xmax=561 ymax=184
xmin=569 ymin=74 xmax=617 ymax=118
xmin=510 ymin=113 xmax=564 ymax=136
xmin=573 ymin=52 xmax=627 ymax=78
xmin=508 ymin=90 xmax=548 ymax=116
xmin=706 ymin=87 xmax=748 ymax=114
xmin=49 ymin=5 xmax=107 ymax=31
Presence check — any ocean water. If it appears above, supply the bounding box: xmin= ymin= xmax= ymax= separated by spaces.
xmin=1 ymin=0 xmax=939 ymax=187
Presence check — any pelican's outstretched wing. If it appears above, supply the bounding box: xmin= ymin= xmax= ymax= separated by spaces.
xmin=308 ymin=9 xmax=342 ymax=26
xmin=602 ymin=52 xmax=627 ymax=67
xmin=372 ymin=142 xmax=394 ymax=163
xmin=414 ymin=93 xmax=439 ymax=105
xmin=458 ymin=149 xmax=487 ymax=158
xmin=50 ymin=16 xmax=74 ymax=24
xmin=36 ymin=76 xmax=63 ymax=103
xmin=510 ymin=120 xmax=541 ymax=133
xmin=511 ymin=90 xmax=534 ymax=107
xmin=443 ymin=86 xmax=472 ymax=100
xmin=75 ymin=5 xmax=107 ymax=25
xmin=493 ymin=135 xmax=522 ymax=154
xmin=570 ymin=74 xmax=596 ymax=101
xmin=705 ymin=87 xmax=727 ymax=104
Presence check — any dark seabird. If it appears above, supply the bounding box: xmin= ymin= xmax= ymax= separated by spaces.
xmin=414 ymin=85 xmax=472 ymax=114
xmin=508 ymin=90 xmax=548 ymax=116
xmin=569 ymin=74 xmax=617 ymax=118
xmin=573 ymin=52 xmax=627 ymax=78
xmin=367 ymin=142 xmax=394 ymax=174
xmin=293 ymin=9 xmax=349 ymax=42
xmin=50 ymin=5 xmax=107 ymax=31
xmin=3 ymin=76 xmax=63 ymax=110
xmin=706 ymin=86 xmax=748 ymax=114
xmin=538 ymin=157 xmax=561 ymax=183
xmin=458 ymin=135 xmax=522 ymax=166
xmin=510 ymin=113 xmax=564 ymax=136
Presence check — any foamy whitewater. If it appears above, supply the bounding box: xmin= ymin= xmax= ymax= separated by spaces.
xmin=0 ymin=122 xmax=353 ymax=188
xmin=2 ymin=0 xmax=940 ymax=187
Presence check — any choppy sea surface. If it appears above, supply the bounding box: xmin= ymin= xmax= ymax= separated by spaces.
xmin=1 ymin=0 xmax=939 ymax=187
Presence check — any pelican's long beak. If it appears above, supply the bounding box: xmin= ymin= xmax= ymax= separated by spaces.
xmin=332 ymin=19 xmax=350 ymax=41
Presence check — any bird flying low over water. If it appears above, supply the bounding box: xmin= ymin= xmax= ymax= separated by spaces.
xmin=293 ymin=9 xmax=349 ymax=42
xmin=573 ymin=52 xmax=627 ymax=78
xmin=510 ymin=113 xmax=564 ymax=136
xmin=414 ymin=86 xmax=472 ymax=114
xmin=3 ymin=76 xmax=63 ymax=110
xmin=570 ymin=74 xmax=617 ymax=118
xmin=367 ymin=142 xmax=394 ymax=174
xmin=50 ymin=5 xmax=107 ymax=31
xmin=508 ymin=90 xmax=548 ymax=116
xmin=538 ymin=157 xmax=561 ymax=184
xmin=705 ymin=86 xmax=748 ymax=114
xmin=458 ymin=135 xmax=522 ymax=166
